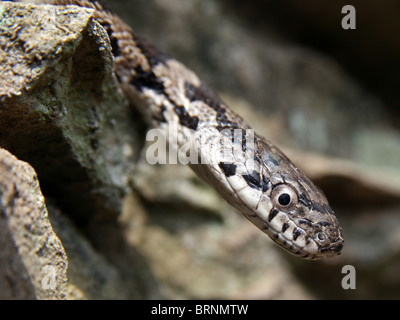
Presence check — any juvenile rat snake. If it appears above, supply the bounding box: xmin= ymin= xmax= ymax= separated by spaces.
xmin=12 ymin=0 xmax=344 ymax=259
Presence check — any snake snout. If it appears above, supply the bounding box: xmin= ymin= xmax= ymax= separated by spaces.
xmin=320 ymin=238 xmax=344 ymax=257
xmin=331 ymin=240 xmax=344 ymax=254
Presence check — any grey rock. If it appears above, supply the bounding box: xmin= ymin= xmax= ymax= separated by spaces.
xmin=0 ymin=1 xmax=140 ymax=221
xmin=0 ymin=148 xmax=68 ymax=299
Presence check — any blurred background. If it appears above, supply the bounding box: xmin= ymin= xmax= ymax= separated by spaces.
xmin=100 ymin=0 xmax=400 ymax=299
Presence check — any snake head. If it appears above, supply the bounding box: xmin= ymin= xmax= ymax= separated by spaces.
xmin=223 ymin=137 xmax=344 ymax=260
xmin=267 ymin=180 xmax=344 ymax=259
xmin=250 ymin=140 xmax=344 ymax=260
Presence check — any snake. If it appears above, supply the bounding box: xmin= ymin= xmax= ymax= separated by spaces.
xmin=11 ymin=0 xmax=344 ymax=259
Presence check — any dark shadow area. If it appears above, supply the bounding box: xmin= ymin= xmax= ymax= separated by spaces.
xmin=222 ymin=0 xmax=400 ymax=126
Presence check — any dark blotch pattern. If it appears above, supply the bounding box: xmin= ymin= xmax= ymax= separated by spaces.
xmin=174 ymin=106 xmax=199 ymax=130
xmin=184 ymin=82 xmax=242 ymax=132
xmin=242 ymin=170 xmax=262 ymax=190
xmin=130 ymin=66 xmax=165 ymax=95
xmin=282 ymin=222 xmax=289 ymax=233
xmin=293 ymin=229 xmax=302 ymax=241
xmin=298 ymin=193 xmax=312 ymax=209
xmin=262 ymin=175 xmax=270 ymax=193
xmin=268 ymin=209 xmax=279 ymax=222
xmin=185 ymin=82 xmax=225 ymax=112
xmin=216 ymin=118 xmax=241 ymax=133
xmin=298 ymin=218 xmax=312 ymax=227
xmin=219 ymin=162 xmax=237 ymax=177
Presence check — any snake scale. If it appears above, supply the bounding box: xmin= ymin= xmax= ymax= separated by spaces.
xmin=13 ymin=0 xmax=344 ymax=259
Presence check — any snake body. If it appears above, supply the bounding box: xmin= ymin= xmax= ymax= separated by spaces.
xmin=17 ymin=0 xmax=344 ymax=259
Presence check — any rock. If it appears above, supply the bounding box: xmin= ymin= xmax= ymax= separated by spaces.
xmin=0 ymin=147 xmax=146 ymax=299
xmin=0 ymin=1 xmax=149 ymax=300
xmin=0 ymin=1 xmax=140 ymax=222
xmin=47 ymin=202 xmax=146 ymax=299
xmin=0 ymin=148 xmax=68 ymax=299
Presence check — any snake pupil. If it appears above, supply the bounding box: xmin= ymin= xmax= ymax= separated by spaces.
xmin=278 ymin=193 xmax=291 ymax=206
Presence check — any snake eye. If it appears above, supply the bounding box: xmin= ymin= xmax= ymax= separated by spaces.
xmin=278 ymin=193 xmax=291 ymax=206
xmin=271 ymin=184 xmax=298 ymax=211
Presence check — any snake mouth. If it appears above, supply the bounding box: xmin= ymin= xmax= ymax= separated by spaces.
xmin=304 ymin=241 xmax=343 ymax=260
xmin=271 ymin=230 xmax=344 ymax=260
xmin=268 ymin=229 xmax=320 ymax=260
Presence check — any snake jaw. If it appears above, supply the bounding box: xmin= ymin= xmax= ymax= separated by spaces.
xmin=232 ymin=172 xmax=344 ymax=259
xmin=269 ymin=219 xmax=343 ymax=260
xmin=269 ymin=224 xmax=320 ymax=259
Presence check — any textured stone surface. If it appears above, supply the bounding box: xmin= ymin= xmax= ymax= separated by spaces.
xmin=0 ymin=1 xmax=139 ymax=222
xmin=0 ymin=147 xmax=143 ymax=300
xmin=0 ymin=148 xmax=68 ymax=299
xmin=0 ymin=2 xmax=144 ymax=300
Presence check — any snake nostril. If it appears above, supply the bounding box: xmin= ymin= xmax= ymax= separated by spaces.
xmin=315 ymin=231 xmax=327 ymax=242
